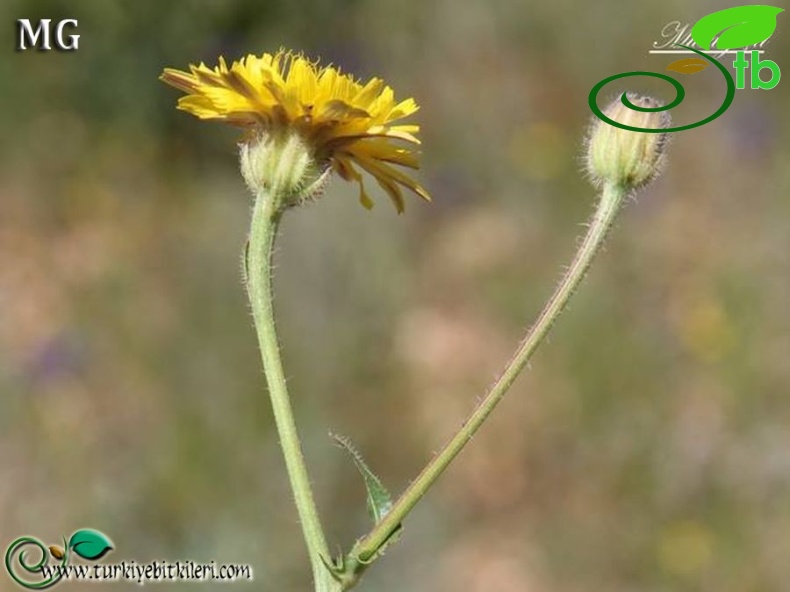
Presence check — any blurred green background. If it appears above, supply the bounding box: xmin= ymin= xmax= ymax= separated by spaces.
xmin=1 ymin=1 xmax=789 ymax=590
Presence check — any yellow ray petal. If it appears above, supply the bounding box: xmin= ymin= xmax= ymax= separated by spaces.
xmin=161 ymin=49 xmax=429 ymax=211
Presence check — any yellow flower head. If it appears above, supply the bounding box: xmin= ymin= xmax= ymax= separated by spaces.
xmin=160 ymin=50 xmax=430 ymax=212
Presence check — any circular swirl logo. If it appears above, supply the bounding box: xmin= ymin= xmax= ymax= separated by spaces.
xmin=589 ymin=45 xmax=735 ymax=133
xmin=589 ymin=5 xmax=783 ymax=132
xmin=4 ymin=530 xmax=113 ymax=590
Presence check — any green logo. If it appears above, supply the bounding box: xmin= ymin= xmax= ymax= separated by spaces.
xmin=5 ymin=529 xmax=113 ymax=589
xmin=590 ymin=5 xmax=784 ymax=131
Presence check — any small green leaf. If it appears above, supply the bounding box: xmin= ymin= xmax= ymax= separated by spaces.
xmin=331 ymin=434 xmax=394 ymax=524
xmin=332 ymin=434 xmax=405 ymax=568
xmin=67 ymin=529 xmax=113 ymax=561
xmin=691 ymin=5 xmax=783 ymax=50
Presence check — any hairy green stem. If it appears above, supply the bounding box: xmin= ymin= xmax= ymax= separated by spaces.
xmin=351 ymin=182 xmax=628 ymax=563
xmin=246 ymin=190 xmax=338 ymax=592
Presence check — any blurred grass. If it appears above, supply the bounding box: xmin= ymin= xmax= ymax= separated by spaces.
xmin=1 ymin=1 xmax=789 ymax=590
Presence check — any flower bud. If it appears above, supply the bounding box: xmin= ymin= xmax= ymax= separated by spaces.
xmin=586 ymin=94 xmax=670 ymax=189
xmin=240 ymin=129 xmax=329 ymax=207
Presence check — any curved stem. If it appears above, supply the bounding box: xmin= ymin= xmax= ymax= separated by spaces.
xmin=351 ymin=182 xmax=628 ymax=563
xmin=246 ymin=190 xmax=337 ymax=591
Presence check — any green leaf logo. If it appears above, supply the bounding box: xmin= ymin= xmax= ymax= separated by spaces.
xmin=67 ymin=529 xmax=114 ymax=561
xmin=692 ymin=5 xmax=783 ymax=50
